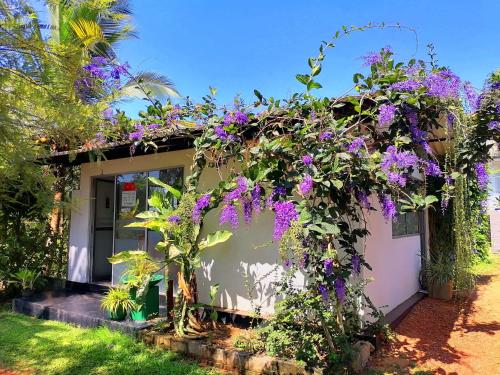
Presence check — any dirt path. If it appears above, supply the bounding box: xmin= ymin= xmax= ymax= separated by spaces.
xmin=370 ymin=258 xmax=500 ymax=374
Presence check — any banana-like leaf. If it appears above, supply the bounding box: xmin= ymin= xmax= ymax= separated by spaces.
xmin=198 ymin=231 xmax=233 ymax=250
xmin=135 ymin=211 xmax=159 ymax=219
xmin=108 ymin=250 xmax=149 ymax=265
xmin=148 ymin=177 xmax=181 ymax=199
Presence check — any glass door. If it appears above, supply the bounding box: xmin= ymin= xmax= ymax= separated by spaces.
xmin=112 ymin=172 xmax=148 ymax=284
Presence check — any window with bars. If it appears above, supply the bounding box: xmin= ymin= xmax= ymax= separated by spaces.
xmin=392 ymin=210 xmax=421 ymax=237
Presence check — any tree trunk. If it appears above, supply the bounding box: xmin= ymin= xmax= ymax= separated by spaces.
xmin=46 ymin=163 xmax=66 ymax=277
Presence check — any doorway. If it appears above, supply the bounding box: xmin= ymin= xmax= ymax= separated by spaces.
xmin=91 ymin=177 xmax=115 ymax=283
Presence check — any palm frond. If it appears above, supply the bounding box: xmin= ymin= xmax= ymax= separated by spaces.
xmin=69 ymin=19 xmax=106 ymax=48
xmin=117 ymin=71 xmax=180 ymax=100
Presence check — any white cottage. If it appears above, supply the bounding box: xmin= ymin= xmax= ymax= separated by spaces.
xmin=58 ymin=137 xmax=427 ymax=318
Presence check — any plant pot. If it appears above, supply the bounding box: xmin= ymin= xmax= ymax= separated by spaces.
xmin=108 ymin=306 xmax=127 ymax=321
xmin=129 ymin=275 xmax=163 ymax=321
xmin=429 ymin=280 xmax=453 ymax=300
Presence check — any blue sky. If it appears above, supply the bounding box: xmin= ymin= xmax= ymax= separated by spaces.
xmin=39 ymin=1 xmax=500 ymax=114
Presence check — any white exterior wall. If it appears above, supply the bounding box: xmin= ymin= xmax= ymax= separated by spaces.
xmin=488 ymin=158 xmax=500 ymax=253
xmin=68 ymin=151 xmax=422 ymax=315
xmin=363 ymin=198 xmax=422 ymax=315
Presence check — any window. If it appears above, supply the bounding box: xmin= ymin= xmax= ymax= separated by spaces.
xmin=392 ymin=210 xmax=420 ymax=237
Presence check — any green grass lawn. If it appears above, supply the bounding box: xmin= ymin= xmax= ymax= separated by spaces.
xmin=472 ymin=253 xmax=500 ymax=276
xmin=0 ymin=308 xmax=219 ymax=375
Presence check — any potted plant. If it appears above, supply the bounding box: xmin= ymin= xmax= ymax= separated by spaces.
xmin=425 ymin=252 xmax=454 ymax=300
xmin=108 ymin=251 xmax=163 ymax=321
xmin=8 ymin=268 xmax=44 ymax=298
xmin=101 ymin=287 xmax=136 ymax=320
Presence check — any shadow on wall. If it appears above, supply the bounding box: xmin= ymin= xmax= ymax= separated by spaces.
xmin=197 ymin=210 xmax=307 ymax=315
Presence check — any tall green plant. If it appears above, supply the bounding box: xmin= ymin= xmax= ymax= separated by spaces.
xmin=126 ymin=177 xmax=232 ymax=336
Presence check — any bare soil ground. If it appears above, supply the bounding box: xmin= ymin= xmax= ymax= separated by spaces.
xmin=369 ymin=256 xmax=500 ymax=374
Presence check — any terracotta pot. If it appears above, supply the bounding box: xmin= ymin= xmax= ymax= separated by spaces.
xmin=429 ymin=280 xmax=453 ymax=300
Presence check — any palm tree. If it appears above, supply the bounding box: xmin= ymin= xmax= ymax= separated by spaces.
xmin=46 ymin=0 xmax=179 ymax=102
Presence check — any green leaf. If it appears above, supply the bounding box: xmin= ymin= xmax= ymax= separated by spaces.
xmin=198 ymin=230 xmax=233 ymax=250
xmin=307 ymin=80 xmax=322 ymax=91
xmin=135 ymin=211 xmax=159 ymax=219
xmin=296 ymin=74 xmax=310 ymax=85
xmin=311 ymin=64 xmax=322 ymax=77
xmin=321 ymin=223 xmax=340 ymax=235
xmin=148 ymin=177 xmax=181 ymax=199
xmin=108 ymin=250 xmax=149 ymax=265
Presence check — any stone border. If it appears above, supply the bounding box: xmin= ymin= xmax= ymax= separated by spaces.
xmin=139 ymin=331 xmax=324 ymax=375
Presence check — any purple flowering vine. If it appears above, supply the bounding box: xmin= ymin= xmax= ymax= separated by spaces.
xmin=351 ymin=254 xmax=361 ymax=274
xmin=379 ymin=194 xmax=397 ymax=221
xmin=324 ymin=259 xmax=334 ymax=277
xmin=356 ymin=191 xmax=372 ymax=209
xmin=302 ymin=154 xmax=313 ymax=166
xmin=378 ymin=104 xmax=397 ymax=126
xmin=272 ymin=201 xmax=298 ymax=241
xmin=475 ymin=163 xmax=488 ymax=190
xmin=223 ymin=111 xmax=248 ymax=125
xmin=298 ymin=174 xmax=313 ymax=196
xmin=168 ymin=215 xmax=181 ymax=224
xmin=318 ymin=284 xmax=329 ymax=302
xmin=423 ymin=69 xmax=461 ymax=98
xmin=192 ymin=194 xmax=211 ymax=223
xmin=347 ymin=137 xmax=365 ymax=155
xmin=334 ymin=278 xmax=346 ymax=304
xmin=319 ymin=132 xmax=333 ymax=141
xmin=220 ymin=204 xmax=239 ymax=228
xmin=390 ymin=80 xmax=422 ymax=92
xmin=424 ymin=161 xmax=442 ymax=177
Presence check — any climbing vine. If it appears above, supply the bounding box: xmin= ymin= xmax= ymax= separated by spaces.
xmin=95 ymin=26 xmax=499 ymax=369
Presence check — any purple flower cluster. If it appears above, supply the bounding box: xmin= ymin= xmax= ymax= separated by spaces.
xmin=356 ymin=191 xmax=372 ymax=209
xmin=223 ymin=111 xmax=248 ymax=125
xmin=361 ymin=46 xmax=390 ymax=67
xmin=302 ymin=154 xmax=313 ymax=166
xmin=318 ymin=284 xmax=329 ymax=302
xmin=381 ymin=146 xmax=419 ymax=187
xmin=192 ymin=194 xmax=211 ymax=223
xmin=266 ymin=186 xmax=286 ymax=208
xmin=423 ymin=70 xmax=461 ymax=98
xmin=220 ymin=204 xmax=239 ymax=228
xmin=475 ymin=163 xmax=488 ymax=190
xmin=242 ymin=198 xmax=252 ymax=224
xmin=298 ymin=174 xmax=313 ymax=195
xmin=463 ymin=81 xmax=479 ymax=112
xmin=425 ymin=161 xmax=442 ymax=177
xmin=348 ymin=137 xmax=365 ymax=155
xmin=324 ymin=259 xmax=334 ymax=277
xmin=319 ymin=132 xmax=333 ymax=141
xmin=378 ymin=104 xmax=397 ymax=126
xmin=168 ymin=215 xmax=181 ymax=224
xmin=272 ymin=201 xmax=298 ymax=241
xmin=379 ymin=194 xmax=397 ymax=221
xmin=215 ymin=126 xmax=237 ymax=142
xmin=390 ymin=80 xmax=422 ymax=92
xmin=128 ymin=124 xmax=145 ymax=141
xmin=251 ymin=184 xmax=262 ymax=213
xmin=102 ymin=108 xmax=114 ymax=120
xmin=488 ymin=121 xmax=499 ymax=131
xmin=224 ymin=177 xmax=248 ymax=203
xmin=351 ymin=254 xmax=361 ymax=274
xmin=334 ymin=278 xmax=346 ymax=304
xmin=148 ymin=123 xmax=161 ymax=130
xmin=405 ymin=109 xmax=431 ymax=153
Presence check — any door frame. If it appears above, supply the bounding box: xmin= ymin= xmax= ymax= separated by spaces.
xmin=89 ymin=176 xmax=117 ymax=283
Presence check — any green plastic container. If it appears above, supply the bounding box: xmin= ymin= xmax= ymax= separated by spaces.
xmin=128 ymin=275 xmax=163 ymax=321
xmin=108 ymin=306 xmax=127 ymax=321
